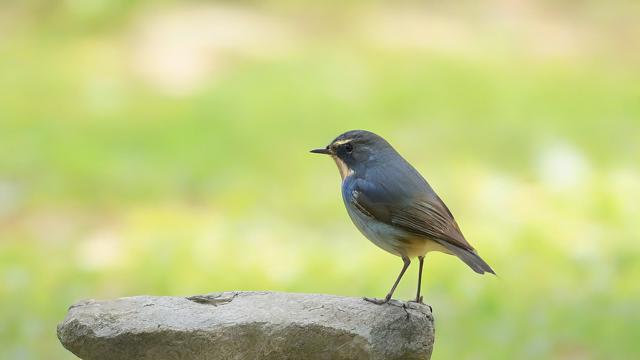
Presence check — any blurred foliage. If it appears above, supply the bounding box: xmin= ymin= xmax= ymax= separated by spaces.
xmin=1 ymin=0 xmax=639 ymax=359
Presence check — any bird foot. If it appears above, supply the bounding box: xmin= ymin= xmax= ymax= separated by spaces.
xmin=363 ymin=296 xmax=390 ymax=305
xmin=408 ymin=297 xmax=432 ymax=312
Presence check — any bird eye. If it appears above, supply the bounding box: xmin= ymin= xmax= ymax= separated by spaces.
xmin=344 ymin=143 xmax=353 ymax=153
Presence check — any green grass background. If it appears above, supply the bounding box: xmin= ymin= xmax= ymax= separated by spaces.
xmin=1 ymin=1 xmax=639 ymax=359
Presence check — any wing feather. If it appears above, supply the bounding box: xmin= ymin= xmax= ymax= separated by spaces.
xmin=390 ymin=197 xmax=474 ymax=251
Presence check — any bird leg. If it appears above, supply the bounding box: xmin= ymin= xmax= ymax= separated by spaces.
xmin=414 ymin=255 xmax=425 ymax=304
xmin=364 ymin=256 xmax=411 ymax=305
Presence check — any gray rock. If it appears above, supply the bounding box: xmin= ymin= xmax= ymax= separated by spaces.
xmin=57 ymin=291 xmax=434 ymax=360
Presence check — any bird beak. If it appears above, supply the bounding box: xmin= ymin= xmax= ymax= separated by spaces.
xmin=310 ymin=147 xmax=332 ymax=155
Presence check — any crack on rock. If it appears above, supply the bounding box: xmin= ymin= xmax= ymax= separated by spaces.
xmin=399 ymin=303 xmax=411 ymax=320
xmin=186 ymin=292 xmax=238 ymax=306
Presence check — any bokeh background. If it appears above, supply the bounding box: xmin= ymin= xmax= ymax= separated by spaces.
xmin=1 ymin=0 xmax=639 ymax=359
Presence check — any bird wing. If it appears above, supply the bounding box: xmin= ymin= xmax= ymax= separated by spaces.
xmin=390 ymin=197 xmax=474 ymax=251
xmin=349 ymin=178 xmax=474 ymax=251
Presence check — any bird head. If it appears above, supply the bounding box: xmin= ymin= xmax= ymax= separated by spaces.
xmin=311 ymin=130 xmax=392 ymax=179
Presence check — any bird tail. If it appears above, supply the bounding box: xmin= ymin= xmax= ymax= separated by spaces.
xmin=439 ymin=242 xmax=496 ymax=275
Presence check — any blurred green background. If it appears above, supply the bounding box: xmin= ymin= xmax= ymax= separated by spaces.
xmin=1 ymin=0 xmax=639 ymax=359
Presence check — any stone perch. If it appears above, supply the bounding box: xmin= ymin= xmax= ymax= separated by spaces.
xmin=57 ymin=291 xmax=435 ymax=360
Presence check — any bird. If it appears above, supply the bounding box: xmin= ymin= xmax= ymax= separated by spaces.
xmin=311 ymin=130 xmax=495 ymax=305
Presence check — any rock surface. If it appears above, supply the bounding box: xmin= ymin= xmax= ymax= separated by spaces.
xmin=57 ymin=291 xmax=434 ymax=360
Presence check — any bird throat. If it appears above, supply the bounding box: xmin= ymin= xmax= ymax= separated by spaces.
xmin=332 ymin=156 xmax=353 ymax=180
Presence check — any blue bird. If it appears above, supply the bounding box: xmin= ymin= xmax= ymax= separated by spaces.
xmin=311 ymin=130 xmax=495 ymax=304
